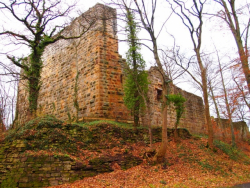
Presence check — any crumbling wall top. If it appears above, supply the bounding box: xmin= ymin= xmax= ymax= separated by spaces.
xmin=62 ymin=3 xmax=117 ymax=37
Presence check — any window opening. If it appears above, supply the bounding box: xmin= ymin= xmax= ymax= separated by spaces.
xmin=156 ymin=88 xmax=163 ymax=100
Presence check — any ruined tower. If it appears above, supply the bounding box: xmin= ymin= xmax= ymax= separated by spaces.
xmin=16 ymin=4 xmax=131 ymax=124
xmin=16 ymin=4 xmax=206 ymax=134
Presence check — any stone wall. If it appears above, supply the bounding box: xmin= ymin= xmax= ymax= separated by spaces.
xmin=16 ymin=4 xmax=130 ymax=124
xmin=142 ymin=67 xmax=206 ymax=134
xmin=16 ymin=4 xmax=206 ymax=134
xmin=0 ymin=120 xmax=191 ymax=188
xmin=0 ymin=141 xmax=82 ymax=187
xmin=0 ymin=139 xmax=143 ymax=187
xmin=214 ymin=118 xmax=249 ymax=140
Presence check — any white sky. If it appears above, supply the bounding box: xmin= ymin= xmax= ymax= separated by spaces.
xmin=0 ymin=0 xmax=239 ymax=81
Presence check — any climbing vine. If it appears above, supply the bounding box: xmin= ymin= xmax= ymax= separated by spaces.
xmin=123 ymin=8 xmax=149 ymax=127
xmin=166 ymin=93 xmax=186 ymax=140
xmin=2 ymin=0 xmax=95 ymax=120
xmin=10 ymin=35 xmax=54 ymax=117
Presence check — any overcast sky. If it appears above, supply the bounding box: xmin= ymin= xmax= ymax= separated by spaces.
xmin=0 ymin=0 xmax=245 ymax=94
xmin=0 ymin=0 xmax=239 ymax=82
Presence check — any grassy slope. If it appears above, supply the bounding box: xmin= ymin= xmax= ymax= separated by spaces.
xmin=1 ymin=116 xmax=250 ymax=188
xmin=1 ymin=116 xmax=163 ymax=170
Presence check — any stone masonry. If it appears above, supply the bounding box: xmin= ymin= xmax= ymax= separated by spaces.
xmin=143 ymin=67 xmax=205 ymax=134
xmin=16 ymin=4 xmax=206 ymax=134
xmin=214 ymin=118 xmax=249 ymax=140
xmin=17 ymin=4 xmax=130 ymax=124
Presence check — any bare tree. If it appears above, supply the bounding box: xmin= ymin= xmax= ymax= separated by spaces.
xmin=231 ymin=64 xmax=250 ymax=110
xmin=161 ymin=43 xmax=187 ymax=84
xmin=131 ymin=0 xmax=173 ymax=162
xmin=109 ymin=0 xmax=155 ymax=148
xmin=230 ymin=63 xmax=250 ymax=125
xmin=213 ymin=0 xmax=250 ymax=93
xmin=216 ymin=49 xmax=236 ymax=147
xmin=206 ymin=46 xmax=250 ymax=142
xmin=168 ymin=0 xmax=214 ymax=147
xmin=0 ymin=0 xmax=95 ymax=119
xmin=0 ymin=76 xmax=17 ymax=130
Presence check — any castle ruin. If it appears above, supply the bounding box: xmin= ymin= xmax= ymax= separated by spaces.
xmin=16 ymin=4 xmax=206 ymax=134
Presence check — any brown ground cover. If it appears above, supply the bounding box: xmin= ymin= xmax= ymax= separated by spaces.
xmin=49 ymin=137 xmax=250 ymax=188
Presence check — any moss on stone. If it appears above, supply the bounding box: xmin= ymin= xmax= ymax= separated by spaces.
xmin=1 ymin=162 xmax=22 ymax=188
xmin=0 ymin=116 xmax=192 ymax=187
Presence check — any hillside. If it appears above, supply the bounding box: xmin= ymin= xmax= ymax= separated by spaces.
xmin=49 ymin=138 xmax=250 ymax=188
xmin=0 ymin=116 xmax=250 ymax=188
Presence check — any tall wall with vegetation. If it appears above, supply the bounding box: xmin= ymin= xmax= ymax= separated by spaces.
xmin=16 ymin=4 xmax=206 ymax=134
xmin=16 ymin=4 xmax=130 ymax=124
xmin=142 ymin=67 xmax=206 ymax=134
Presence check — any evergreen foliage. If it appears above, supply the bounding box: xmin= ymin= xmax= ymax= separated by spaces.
xmin=123 ymin=72 xmax=148 ymax=112
xmin=21 ymin=35 xmax=54 ymax=114
xmin=123 ymin=9 xmax=149 ymax=126
xmin=166 ymin=93 xmax=186 ymax=127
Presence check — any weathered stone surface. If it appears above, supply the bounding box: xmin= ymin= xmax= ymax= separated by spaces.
xmin=214 ymin=118 xmax=249 ymax=140
xmin=142 ymin=67 xmax=206 ymax=134
xmin=0 ymin=119 xmax=191 ymax=188
xmin=16 ymin=3 xmax=130 ymax=125
xmin=16 ymin=3 xmax=206 ymax=135
xmin=0 ymin=141 xmax=144 ymax=188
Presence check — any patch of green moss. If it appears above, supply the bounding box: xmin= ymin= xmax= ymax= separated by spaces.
xmin=120 ymin=155 xmax=143 ymax=170
xmin=32 ymin=180 xmax=43 ymax=187
xmin=1 ymin=179 xmax=18 ymax=188
xmin=1 ymin=162 xmax=23 ymax=188
xmin=214 ymin=140 xmax=250 ymax=164
xmin=89 ymin=157 xmax=113 ymax=172
xmin=0 ymin=144 xmax=9 ymax=155
xmin=81 ymin=171 xmax=97 ymax=177
xmin=69 ymin=176 xmax=80 ymax=183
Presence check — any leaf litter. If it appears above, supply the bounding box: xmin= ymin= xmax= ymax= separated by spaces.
xmin=48 ymin=137 xmax=250 ymax=188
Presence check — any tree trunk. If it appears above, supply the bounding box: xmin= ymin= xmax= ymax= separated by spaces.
xmin=237 ymin=45 xmax=250 ymax=94
xmin=218 ymin=59 xmax=236 ymax=147
xmin=134 ymin=90 xmax=140 ymax=128
xmin=28 ymin=78 xmax=39 ymax=119
xmin=203 ymin=82 xmax=214 ymax=147
xmin=196 ymin=52 xmax=213 ymax=147
xmin=154 ymin=84 xmax=168 ymax=162
xmin=128 ymin=8 xmax=140 ymax=129
xmin=148 ymin=127 xmax=153 ymax=148
xmin=141 ymin=93 xmax=153 ymax=148
xmin=209 ymin=84 xmax=225 ymax=139
xmin=132 ymin=0 xmax=168 ymax=162
xmin=151 ymin=40 xmax=169 ymax=163
xmin=174 ymin=122 xmax=179 ymax=142
xmin=219 ymin=0 xmax=250 ymax=93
